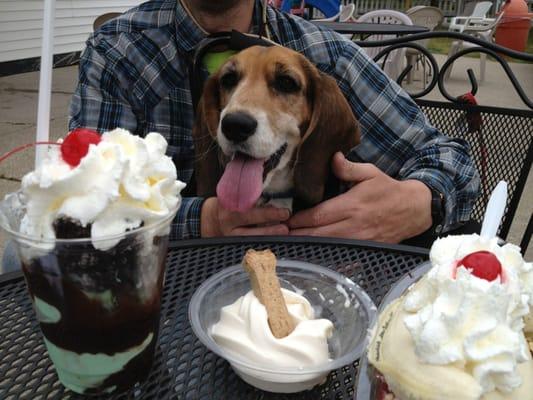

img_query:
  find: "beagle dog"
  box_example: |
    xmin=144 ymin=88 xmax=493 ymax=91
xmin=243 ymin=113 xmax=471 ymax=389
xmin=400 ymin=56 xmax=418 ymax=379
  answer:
xmin=192 ymin=45 xmax=360 ymax=213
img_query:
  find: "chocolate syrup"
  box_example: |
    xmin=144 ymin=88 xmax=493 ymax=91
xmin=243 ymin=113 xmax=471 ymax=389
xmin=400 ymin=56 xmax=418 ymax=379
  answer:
xmin=21 ymin=218 xmax=168 ymax=394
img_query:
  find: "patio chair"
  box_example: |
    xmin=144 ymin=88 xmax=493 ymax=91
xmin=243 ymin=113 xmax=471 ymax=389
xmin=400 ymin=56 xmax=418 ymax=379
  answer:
xmin=444 ymin=12 xmax=503 ymax=82
xmin=313 ymin=3 xmax=355 ymax=21
xmin=448 ymin=1 xmax=494 ymax=33
xmin=356 ymin=10 xmax=413 ymax=80
xmin=415 ymin=99 xmax=532 ymax=253
xmin=405 ymin=6 xmax=444 ymax=85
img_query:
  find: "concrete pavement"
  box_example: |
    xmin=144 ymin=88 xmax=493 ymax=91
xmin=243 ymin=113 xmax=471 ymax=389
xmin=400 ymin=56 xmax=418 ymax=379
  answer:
xmin=0 ymin=55 xmax=531 ymax=266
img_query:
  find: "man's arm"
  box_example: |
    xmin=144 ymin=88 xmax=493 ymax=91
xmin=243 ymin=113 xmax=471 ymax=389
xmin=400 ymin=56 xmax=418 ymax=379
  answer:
xmin=330 ymin=43 xmax=479 ymax=234
xmin=69 ymin=40 xmax=204 ymax=240
xmin=289 ymin=39 xmax=479 ymax=242
xmin=69 ymin=42 xmax=138 ymax=133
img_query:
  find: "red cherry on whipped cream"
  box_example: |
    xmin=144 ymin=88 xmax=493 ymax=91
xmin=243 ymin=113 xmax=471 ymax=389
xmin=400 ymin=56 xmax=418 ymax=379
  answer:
xmin=457 ymin=250 xmax=502 ymax=281
xmin=61 ymin=128 xmax=101 ymax=167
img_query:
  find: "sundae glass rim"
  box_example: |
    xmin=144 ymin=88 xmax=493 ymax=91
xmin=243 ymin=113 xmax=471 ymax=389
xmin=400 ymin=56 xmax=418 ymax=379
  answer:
xmin=189 ymin=259 xmax=378 ymax=376
xmin=0 ymin=190 xmax=180 ymax=245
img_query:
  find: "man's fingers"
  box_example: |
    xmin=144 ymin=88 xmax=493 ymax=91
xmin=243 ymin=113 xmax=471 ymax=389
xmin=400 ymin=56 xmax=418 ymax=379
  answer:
xmin=225 ymin=206 xmax=290 ymax=227
xmin=289 ymin=219 xmax=353 ymax=238
xmin=232 ymin=224 xmax=289 ymax=236
xmin=288 ymin=195 xmax=351 ymax=229
xmin=332 ymin=152 xmax=378 ymax=183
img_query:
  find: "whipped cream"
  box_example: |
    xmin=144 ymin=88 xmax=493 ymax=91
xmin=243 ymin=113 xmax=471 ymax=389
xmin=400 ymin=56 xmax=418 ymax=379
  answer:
xmin=403 ymin=234 xmax=533 ymax=395
xmin=211 ymin=289 xmax=333 ymax=369
xmin=19 ymin=129 xmax=185 ymax=249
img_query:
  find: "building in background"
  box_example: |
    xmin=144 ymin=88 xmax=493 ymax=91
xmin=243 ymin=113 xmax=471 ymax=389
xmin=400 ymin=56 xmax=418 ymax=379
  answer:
xmin=0 ymin=0 xmax=143 ymax=76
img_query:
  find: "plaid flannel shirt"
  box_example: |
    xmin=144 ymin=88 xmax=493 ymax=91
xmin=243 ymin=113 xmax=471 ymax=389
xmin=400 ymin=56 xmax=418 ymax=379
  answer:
xmin=69 ymin=0 xmax=480 ymax=241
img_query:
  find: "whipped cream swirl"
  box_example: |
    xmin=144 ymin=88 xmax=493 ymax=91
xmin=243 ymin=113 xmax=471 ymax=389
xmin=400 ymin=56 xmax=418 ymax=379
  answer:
xmin=403 ymin=234 xmax=533 ymax=395
xmin=19 ymin=128 xmax=185 ymax=249
xmin=211 ymin=289 xmax=333 ymax=368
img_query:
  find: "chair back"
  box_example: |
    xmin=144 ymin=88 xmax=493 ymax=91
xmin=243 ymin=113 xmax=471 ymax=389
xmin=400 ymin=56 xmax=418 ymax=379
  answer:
xmin=340 ymin=3 xmax=356 ymax=21
xmin=357 ymin=10 xmax=413 ymax=80
xmin=406 ymin=6 xmax=444 ymax=30
xmin=357 ymin=9 xmax=412 ymax=24
xmin=312 ymin=2 xmax=354 ymax=21
xmin=416 ymin=100 xmax=533 ymax=243
xmin=471 ymin=1 xmax=493 ymax=18
xmin=406 ymin=6 xmax=443 ymax=54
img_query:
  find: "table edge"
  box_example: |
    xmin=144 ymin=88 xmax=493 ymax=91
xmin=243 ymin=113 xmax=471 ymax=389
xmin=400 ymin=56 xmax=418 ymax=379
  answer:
xmin=167 ymin=235 xmax=430 ymax=256
xmin=0 ymin=237 xmax=429 ymax=285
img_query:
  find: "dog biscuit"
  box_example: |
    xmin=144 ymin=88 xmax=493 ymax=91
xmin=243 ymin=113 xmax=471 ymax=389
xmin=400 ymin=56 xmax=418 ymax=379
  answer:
xmin=242 ymin=249 xmax=295 ymax=338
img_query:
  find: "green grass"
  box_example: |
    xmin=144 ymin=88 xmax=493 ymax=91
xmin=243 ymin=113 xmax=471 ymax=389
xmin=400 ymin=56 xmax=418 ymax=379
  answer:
xmin=426 ymin=29 xmax=533 ymax=61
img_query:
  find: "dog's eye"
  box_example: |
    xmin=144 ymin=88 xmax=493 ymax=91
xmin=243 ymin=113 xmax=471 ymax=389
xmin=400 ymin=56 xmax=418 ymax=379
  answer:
xmin=220 ymin=71 xmax=239 ymax=90
xmin=274 ymin=75 xmax=300 ymax=93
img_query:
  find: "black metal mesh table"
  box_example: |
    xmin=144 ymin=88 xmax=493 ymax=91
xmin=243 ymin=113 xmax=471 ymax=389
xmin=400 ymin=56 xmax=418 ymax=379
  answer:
xmin=0 ymin=237 xmax=428 ymax=399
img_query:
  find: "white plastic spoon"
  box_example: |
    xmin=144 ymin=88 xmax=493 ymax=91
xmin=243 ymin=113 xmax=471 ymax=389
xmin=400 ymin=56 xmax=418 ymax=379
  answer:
xmin=480 ymin=181 xmax=508 ymax=239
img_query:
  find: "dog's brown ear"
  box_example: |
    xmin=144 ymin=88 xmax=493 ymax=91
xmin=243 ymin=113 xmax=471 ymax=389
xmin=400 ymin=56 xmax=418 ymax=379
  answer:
xmin=293 ymin=68 xmax=360 ymax=206
xmin=192 ymin=74 xmax=224 ymax=197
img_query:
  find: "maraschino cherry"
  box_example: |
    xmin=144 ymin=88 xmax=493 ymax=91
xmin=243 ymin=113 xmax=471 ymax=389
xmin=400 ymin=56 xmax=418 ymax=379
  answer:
xmin=456 ymin=251 xmax=502 ymax=281
xmin=60 ymin=128 xmax=101 ymax=167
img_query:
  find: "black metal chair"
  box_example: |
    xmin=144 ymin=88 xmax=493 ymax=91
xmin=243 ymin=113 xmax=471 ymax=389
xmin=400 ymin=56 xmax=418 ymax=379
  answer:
xmin=355 ymin=31 xmax=532 ymax=254
xmin=416 ymin=99 xmax=532 ymax=250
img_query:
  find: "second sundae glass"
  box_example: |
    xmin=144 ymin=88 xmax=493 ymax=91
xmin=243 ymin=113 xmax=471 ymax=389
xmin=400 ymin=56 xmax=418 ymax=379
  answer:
xmin=0 ymin=132 xmax=183 ymax=395
xmin=0 ymin=191 xmax=178 ymax=395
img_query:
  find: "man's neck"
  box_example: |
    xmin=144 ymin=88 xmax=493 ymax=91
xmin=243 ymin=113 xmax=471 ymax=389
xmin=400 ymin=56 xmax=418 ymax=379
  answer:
xmin=183 ymin=0 xmax=255 ymax=33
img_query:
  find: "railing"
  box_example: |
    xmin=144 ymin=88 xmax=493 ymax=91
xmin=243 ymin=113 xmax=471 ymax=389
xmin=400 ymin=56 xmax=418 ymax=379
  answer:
xmin=354 ymin=31 xmax=533 ymax=107
xmin=339 ymin=0 xmax=510 ymax=17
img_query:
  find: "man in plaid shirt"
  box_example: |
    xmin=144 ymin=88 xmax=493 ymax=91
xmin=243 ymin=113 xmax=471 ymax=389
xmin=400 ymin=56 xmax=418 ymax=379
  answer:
xmin=69 ymin=0 xmax=480 ymax=246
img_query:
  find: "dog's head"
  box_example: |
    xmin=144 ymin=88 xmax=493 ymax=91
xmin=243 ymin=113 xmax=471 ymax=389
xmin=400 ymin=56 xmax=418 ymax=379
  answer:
xmin=193 ymin=45 xmax=359 ymax=212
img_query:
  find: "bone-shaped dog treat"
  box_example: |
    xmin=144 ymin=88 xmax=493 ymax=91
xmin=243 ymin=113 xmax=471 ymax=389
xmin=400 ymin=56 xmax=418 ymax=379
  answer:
xmin=242 ymin=249 xmax=295 ymax=338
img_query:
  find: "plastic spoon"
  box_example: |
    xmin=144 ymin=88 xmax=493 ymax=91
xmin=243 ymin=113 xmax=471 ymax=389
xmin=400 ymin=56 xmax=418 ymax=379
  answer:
xmin=480 ymin=181 xmax=508 ymax=239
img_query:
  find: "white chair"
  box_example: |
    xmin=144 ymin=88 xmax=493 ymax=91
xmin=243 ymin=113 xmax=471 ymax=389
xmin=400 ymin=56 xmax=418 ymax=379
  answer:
xmin=356 ymin=10 xmax=413 ymax=81
xmin=405 ymin=6 xmax=444 ymax=85
xmin=445 ymin=12 xmax=503 ymax=82
xmin=448 ymin=1 xmax=494 ymax=33
xmin=313 ymin=3 xmax=355 ymax=22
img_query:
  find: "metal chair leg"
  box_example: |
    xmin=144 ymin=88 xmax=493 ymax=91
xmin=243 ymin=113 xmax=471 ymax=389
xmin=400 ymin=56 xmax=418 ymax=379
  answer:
xmin=479 ymin=53 xmax=486 ymax=82
xmin=444 ymin=40 xmax=462 ymax=80
xmin=520 ymin=213 xmax=533 ymax=256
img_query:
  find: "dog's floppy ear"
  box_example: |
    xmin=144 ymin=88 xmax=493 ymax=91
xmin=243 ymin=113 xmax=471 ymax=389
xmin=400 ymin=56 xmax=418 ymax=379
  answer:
xmin=293 ymin=65 xmax=360 ymax=206
xmin=192 ymin=74 xmax=224 ymax=198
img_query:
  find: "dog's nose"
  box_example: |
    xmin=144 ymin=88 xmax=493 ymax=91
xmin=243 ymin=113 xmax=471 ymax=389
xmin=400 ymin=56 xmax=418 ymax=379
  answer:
xmin=221 ymin=112 xmax=257 ymax=143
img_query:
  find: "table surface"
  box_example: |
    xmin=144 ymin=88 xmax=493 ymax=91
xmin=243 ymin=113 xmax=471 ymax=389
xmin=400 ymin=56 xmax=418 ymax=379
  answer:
xmin=0 ymin=237 xmax=429 ymax=400
xmin=311 ymin=21 xmax=430 ymax=35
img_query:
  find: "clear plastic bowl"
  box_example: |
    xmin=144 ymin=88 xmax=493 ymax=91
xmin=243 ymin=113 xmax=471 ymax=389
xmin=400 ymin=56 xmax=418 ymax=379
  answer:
xmin=189 ymin=259 xmax=377 ymax=393
xmin=355 ymin=261 xmax=431 ymax=400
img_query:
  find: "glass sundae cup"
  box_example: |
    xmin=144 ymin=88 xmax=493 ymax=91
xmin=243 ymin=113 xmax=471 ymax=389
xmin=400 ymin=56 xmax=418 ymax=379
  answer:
xmin=0 ymin=193 xmax=176 ymax=394
xmin=0 ymin=129 xmax=184 ymax=395
xmin=0 ymin=191 xmax=178 ymax=395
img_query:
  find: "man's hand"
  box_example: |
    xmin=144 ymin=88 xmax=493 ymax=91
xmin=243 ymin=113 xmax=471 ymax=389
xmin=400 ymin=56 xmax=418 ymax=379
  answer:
xmin=201 ymin=197 xmax=290 ymax=237
xmin=288 ymin=152 xmax=433 ymax=243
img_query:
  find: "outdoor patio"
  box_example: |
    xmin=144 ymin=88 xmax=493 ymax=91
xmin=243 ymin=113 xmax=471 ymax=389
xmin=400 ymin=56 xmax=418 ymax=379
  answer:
xmin=0 ymin=52 xmax=531 ymax=260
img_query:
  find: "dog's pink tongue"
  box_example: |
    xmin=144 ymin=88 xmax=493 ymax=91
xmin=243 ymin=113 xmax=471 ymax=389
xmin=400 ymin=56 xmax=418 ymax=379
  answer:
xmin=216 ymin=154 xmax=264 ymax=212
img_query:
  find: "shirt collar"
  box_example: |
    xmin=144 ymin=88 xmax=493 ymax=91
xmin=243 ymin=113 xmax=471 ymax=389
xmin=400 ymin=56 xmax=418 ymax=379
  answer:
xmin=175 ymin=0 xmax=271 ymax=54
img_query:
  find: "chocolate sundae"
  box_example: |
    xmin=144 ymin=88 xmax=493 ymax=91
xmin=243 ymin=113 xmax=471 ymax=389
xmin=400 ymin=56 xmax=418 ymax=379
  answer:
xmin=368 ymin=234 xmax=533 ymax=400
xmin=0 ymin=128 xmax=184 ymax=394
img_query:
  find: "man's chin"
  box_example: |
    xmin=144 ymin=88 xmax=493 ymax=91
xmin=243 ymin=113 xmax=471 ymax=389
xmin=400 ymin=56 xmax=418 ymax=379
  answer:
xmin=190 ymin=0 xmax=243 ymax=14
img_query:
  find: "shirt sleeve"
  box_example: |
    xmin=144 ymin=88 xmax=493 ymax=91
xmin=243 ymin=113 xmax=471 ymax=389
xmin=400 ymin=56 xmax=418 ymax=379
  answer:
xmin=69 ymin=40 xmax=138 ymax=134
xmin=69 ymin=39 xmax=204 ymax=240
xmin=170 ymin=197 xmax=204 ymax=240
xmin=333 ymin=43 xmax=480 ymax=232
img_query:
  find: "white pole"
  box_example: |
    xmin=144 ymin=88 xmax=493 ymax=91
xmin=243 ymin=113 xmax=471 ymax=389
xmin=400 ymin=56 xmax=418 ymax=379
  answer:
xmin=35 ymin=0 xmax=56 ymax=166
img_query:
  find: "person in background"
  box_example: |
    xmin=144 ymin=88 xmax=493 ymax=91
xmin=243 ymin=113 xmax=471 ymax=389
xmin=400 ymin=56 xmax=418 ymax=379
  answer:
xmin=68 ymin=0 xmax=480 ymax=248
